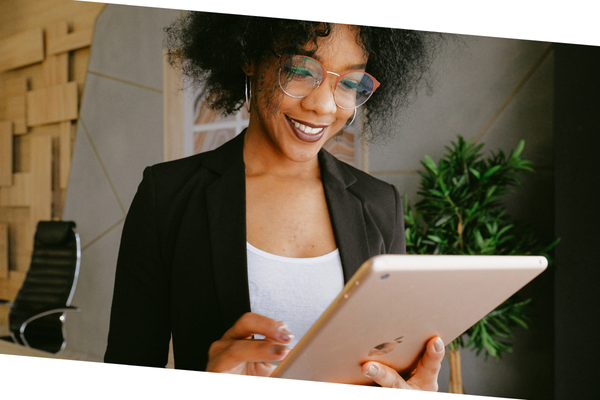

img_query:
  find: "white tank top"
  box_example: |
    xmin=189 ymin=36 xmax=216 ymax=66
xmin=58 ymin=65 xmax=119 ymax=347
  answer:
xmin=246 ymin=242 xmax=344 ymax=348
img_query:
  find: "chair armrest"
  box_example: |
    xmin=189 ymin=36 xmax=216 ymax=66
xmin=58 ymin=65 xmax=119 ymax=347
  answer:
xmin=19 ymin=306 xmax=80 ymax=349
xmin=20 ymin=306 xmax=80 ymax=329
xmin=0 ymin=299 xmax=14 ymax=306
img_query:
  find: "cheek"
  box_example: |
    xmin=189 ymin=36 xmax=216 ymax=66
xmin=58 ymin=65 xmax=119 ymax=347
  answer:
xmin=252 ymin=64 xmax=283 ymax=113
xmin=336 ymin=108 xmax=355 ymax=125
xmin=256 ymin=86 xmax=286 ymax=121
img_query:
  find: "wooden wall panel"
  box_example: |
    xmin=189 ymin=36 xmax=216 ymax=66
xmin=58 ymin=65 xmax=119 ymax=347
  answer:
xmin=48 ymin=27 xmax=94 ymax=56
xmin=27 ymin=82 xmax=78 ymax=126
xmin=0 ymin=208 xmax=32 ymax=274
xmin=0 ymin=271 xmax=26 ymax=303
xmin=73 ymin=47 xmax=91 ymax=103
xmin=45 ymin=21 xmax=69 ymax=52
xmin=0 ymin=122 xmax=12 ymax=186
xmin=0 ymin=173 xmax=31 ymax=207
xmin=6 ymin=96 xmax=26 ymax=135
xmin=42 ymin=53 xmax=69 ymax=86
xmin=0 ymin=1 xmax=105 ymax=38
xmin=59 ymin=121 xmax=72 ymax=189
xmin=12 ymin=135 xmax=30 ymax=174
xmin=3 ymin=77 xmax=28 ymax=134
xmin=0 ymin=29 xmax=44 ymax=72
xmin=4 ymin=76 xmax=28 ymax=98
xmin=0 ymin=223 xmax=7 ymax=279
xmin=30 ymin=136 xmax=52 ymax=223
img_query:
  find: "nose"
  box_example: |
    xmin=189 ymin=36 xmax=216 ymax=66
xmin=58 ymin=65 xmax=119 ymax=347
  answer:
xmin=301 ymin=74 xmax=338 ymax=116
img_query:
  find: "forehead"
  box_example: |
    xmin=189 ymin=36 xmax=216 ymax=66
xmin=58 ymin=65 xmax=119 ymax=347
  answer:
xmin=303 ymin=24 xmax=368 ymax=69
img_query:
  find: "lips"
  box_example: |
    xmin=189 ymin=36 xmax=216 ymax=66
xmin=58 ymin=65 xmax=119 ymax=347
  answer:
xmin=286 ymin=116 xmax=328 ymax=143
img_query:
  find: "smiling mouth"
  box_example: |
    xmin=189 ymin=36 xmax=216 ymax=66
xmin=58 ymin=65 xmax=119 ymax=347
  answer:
xmin=289 ymin=118 xmax=324 ymax=135
xmin=287 ymin=117 xmax=328 ymax=143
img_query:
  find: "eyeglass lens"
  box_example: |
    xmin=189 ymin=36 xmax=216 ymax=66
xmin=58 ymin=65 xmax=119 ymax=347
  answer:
xmin=280 ymin=56 xmax=376 ymax=109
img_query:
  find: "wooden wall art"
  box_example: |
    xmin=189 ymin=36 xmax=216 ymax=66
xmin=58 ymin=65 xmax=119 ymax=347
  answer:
xmin=0 ymin=1 xmax=104 ymax=324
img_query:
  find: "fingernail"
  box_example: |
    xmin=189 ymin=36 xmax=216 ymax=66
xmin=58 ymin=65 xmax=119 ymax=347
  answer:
xmin=363 ymin=364 xmax=379 ymax=378
xmin=272 ymin=344 xmax=290 ymax=356
xmin=434 ymin=337 xmax=444 ymax=352
xmin=277 ymin=323 xmax=294 ymax=341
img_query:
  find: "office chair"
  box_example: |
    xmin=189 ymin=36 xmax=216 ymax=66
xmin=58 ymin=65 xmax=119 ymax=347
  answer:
xmin=0 ymin=221 xmax=81 ymax=354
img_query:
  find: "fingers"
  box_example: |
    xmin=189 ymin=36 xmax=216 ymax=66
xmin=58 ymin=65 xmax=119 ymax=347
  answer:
xmin=223 ymin=312 xmax=293 ymax=343
xmin=362 ymin=361 xmax=410 ymax=389
xmin=207 ymin=338 xmax=290 ymax=373
xmin=362 ymin=336 xmax=445 ymax=391
xmin=207 ymin=313 xmax=294 ymax=374
xmin=407 ymin=336 xmax=445 ymax=391
xmin=245 ymin=361 xmax=278 ymax=377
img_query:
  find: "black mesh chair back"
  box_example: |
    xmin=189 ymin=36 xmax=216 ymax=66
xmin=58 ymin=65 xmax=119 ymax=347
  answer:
xmin=6 ymin=221 xmax=81 ymax=353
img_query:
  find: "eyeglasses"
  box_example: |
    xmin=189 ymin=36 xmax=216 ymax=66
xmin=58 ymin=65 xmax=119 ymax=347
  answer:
xmin=277 ymin=54 xmax=380 ymax=110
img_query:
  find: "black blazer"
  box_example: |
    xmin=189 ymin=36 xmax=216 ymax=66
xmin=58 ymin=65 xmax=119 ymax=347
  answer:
xmin=104 ymin=131 xmax=405 ymax=371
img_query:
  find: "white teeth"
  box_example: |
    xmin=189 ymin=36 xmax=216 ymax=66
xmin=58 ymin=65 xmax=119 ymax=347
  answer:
xmin=291 ymin=119 xmax=324 ymax=135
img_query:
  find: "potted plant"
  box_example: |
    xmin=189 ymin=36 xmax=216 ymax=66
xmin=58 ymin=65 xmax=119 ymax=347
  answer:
xmin=403 ymin=136 xmax=557 ymax=394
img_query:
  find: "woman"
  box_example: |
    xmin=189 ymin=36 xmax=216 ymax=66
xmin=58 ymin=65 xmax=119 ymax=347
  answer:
xmin=105 ymin=12 xmax=444 ymax=391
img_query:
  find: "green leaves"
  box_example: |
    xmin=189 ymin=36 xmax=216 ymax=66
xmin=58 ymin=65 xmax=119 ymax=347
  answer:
xmin=464 ymin=299 xmax=532 ymax=360
xmin=482 ymin=165 xmax=502 ymax=179
xmin=423 ymin=155 xmax=439 ymax=174
xmin=404 ymin=135 xmax=557 ymax=361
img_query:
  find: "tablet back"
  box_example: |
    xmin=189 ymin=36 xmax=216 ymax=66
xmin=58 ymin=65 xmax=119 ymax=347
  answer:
xmin=271 ymin=254 xmax=547 ymax=384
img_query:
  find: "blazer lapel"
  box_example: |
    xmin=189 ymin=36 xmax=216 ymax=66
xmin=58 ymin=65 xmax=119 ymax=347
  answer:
xmin=319 ymin=150 xmax=371 ymax=283
xmin=204 ymin=133 xmax=251 ymax=330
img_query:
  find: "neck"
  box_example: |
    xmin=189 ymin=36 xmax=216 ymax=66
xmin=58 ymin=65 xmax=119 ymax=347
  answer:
xmin=243 ymin=122 xmax=321 ymax=180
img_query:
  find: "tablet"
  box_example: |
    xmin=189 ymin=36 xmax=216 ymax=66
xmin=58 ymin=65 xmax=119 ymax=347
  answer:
xmin=271 ymin=254 xmax=547 ymax=384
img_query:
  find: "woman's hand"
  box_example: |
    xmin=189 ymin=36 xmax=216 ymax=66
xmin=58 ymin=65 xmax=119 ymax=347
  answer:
xmin=206 ymin=312 xmax=293 ymax=376
xmin=361 ymin=336 xmax=445 ymax=391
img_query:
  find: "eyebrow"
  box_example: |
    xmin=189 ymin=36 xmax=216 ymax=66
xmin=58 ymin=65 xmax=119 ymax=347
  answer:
xmin=301 ymin=52 xmax=368 ymax=72
xmin=346 ymin=62 xmax=368 ymax=71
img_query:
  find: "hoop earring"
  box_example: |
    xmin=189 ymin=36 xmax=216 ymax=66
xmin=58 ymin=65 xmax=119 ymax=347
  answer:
xmin=343 ymin=109 xmax=357 ymax=130
xmin=245 ymin=76 xmax=252 ymax=112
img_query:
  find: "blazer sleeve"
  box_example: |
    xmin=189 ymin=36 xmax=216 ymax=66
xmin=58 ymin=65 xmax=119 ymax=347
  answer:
xmin=104 ymin=167 xmax=171 ymax=367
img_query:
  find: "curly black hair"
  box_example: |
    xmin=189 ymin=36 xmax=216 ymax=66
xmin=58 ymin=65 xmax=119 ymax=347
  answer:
xmin=165 ymin=12 xmax=440 ymax=141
